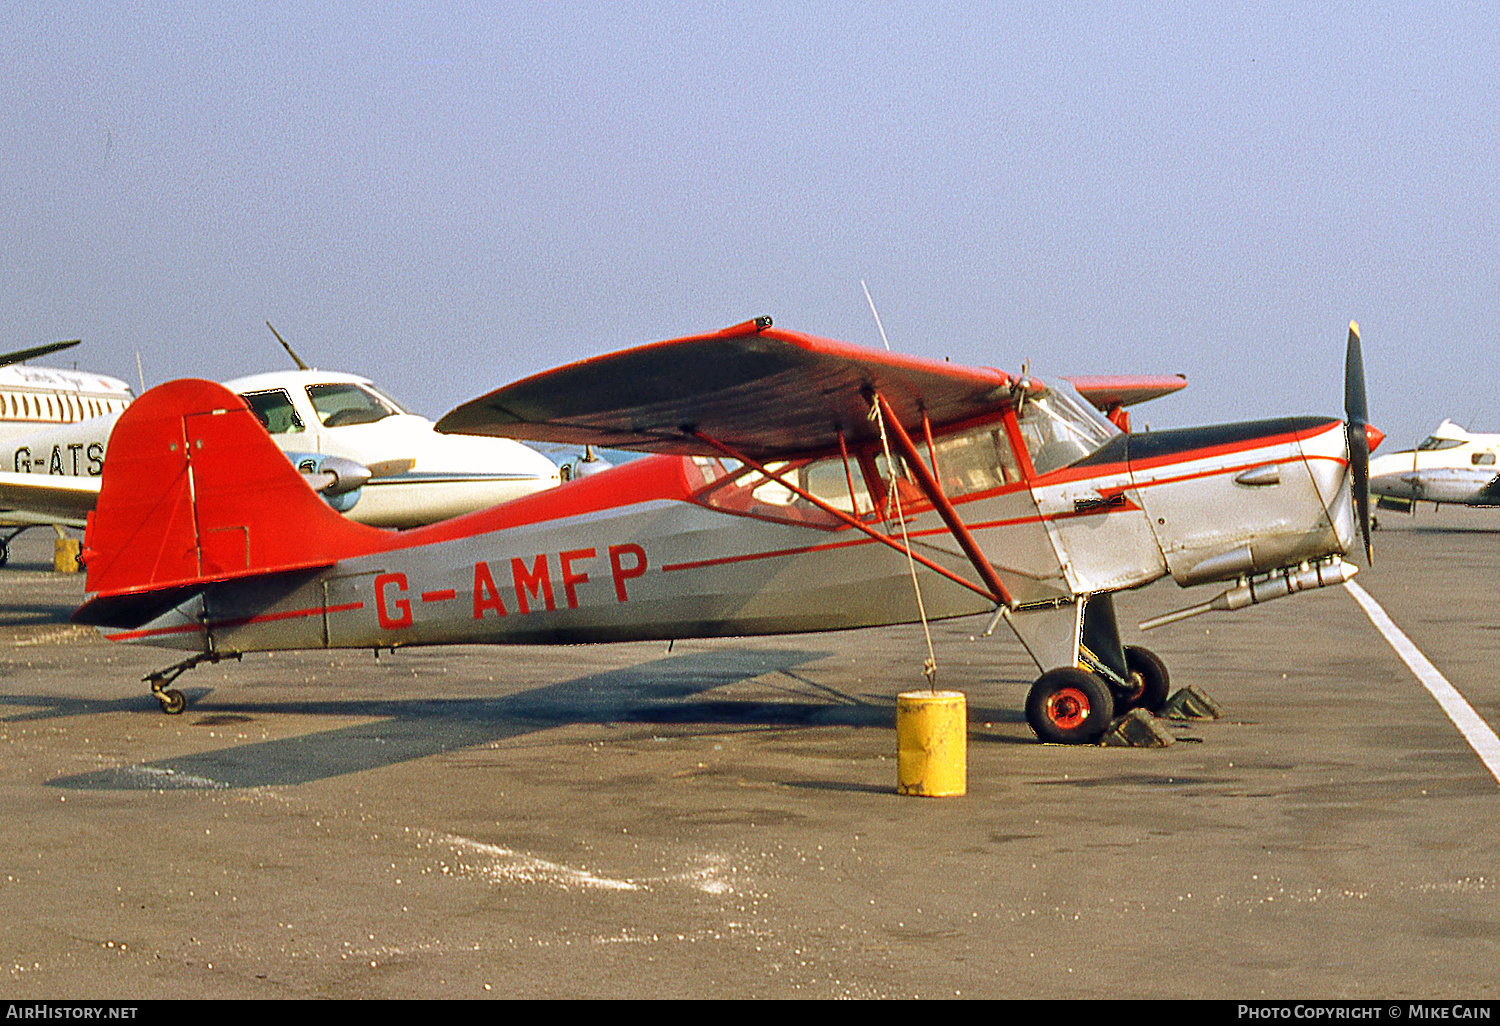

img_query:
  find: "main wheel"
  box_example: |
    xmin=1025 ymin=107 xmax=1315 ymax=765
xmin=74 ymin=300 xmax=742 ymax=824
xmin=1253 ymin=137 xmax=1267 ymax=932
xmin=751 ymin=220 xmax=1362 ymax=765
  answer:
xmin=1026 ymin=667 xmax=1114 ymax=745
xmin=1115 ymin=645 xmax=1171 ymax=714
xmin=157 ymin=689 xmax=186 ymax=715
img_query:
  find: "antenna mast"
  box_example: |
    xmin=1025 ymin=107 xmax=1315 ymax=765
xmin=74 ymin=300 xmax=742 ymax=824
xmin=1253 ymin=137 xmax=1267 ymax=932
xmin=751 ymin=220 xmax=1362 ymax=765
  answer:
xmin=266 ymin=321 xmax=311 ymax=371
xmin=861 ymin=280 xmax=892 ymax=351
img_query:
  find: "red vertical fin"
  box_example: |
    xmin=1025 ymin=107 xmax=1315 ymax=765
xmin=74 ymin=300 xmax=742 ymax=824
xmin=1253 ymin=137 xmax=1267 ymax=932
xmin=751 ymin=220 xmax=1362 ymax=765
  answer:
xmin=81 ymin=379 xmax=393 ymax=602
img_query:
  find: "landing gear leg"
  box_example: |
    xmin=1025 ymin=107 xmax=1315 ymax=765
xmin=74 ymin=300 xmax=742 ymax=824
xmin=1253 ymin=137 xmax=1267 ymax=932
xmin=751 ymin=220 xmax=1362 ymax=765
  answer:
xmin=1077 ymin=593 xmax=1173 ymax=714
xmin=143 ymin=651 xmax=241 ymax=715
xmin=1006 ymin=598 xmax=1115 ymax=744
xmin=1010 ymin=593 xmax=1173 ymax=741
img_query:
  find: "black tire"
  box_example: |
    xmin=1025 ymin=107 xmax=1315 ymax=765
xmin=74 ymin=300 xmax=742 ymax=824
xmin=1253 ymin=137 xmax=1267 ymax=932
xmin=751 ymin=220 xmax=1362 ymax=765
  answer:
xmin=160 ymin=689 xmax=186 ymax=715
xmin=1117 ymin=645 xmax=1171 ymax=714
xmin=1026 ymin=667 xmax=1115 ymax=744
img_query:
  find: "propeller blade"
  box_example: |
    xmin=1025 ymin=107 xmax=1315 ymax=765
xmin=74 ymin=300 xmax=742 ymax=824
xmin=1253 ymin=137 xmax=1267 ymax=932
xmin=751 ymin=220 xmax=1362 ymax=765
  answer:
xmin=1344 ymin=320 xmax=1373 ymax=564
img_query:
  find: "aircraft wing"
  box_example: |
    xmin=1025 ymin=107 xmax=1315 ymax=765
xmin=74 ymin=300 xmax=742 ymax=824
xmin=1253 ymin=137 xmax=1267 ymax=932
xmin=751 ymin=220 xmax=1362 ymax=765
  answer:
xmin=437 ymin=318 xmax=1016 ymax=458
xmin=1063 ymin=374 xmax=1187 ymax=410
xmin=0 ymin=471 xmax=99 ymax=524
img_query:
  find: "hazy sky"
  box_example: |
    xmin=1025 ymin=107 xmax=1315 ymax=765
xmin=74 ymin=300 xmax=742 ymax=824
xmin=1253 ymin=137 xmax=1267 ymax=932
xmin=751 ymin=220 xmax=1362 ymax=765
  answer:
xmin=3 ymin=2 xmax=1497 ymax=446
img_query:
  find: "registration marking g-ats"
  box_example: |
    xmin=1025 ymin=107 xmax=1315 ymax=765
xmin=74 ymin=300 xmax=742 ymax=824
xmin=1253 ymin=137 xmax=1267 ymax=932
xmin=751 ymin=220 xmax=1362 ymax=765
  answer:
xmin=1345 ymin=580 xmax=1500 ymax=785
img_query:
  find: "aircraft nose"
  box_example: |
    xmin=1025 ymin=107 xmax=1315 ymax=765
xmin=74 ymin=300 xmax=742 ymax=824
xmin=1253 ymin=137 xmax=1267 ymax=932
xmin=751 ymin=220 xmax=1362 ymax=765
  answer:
xmin=1364 ymin=423 xmax=1385 ymax=453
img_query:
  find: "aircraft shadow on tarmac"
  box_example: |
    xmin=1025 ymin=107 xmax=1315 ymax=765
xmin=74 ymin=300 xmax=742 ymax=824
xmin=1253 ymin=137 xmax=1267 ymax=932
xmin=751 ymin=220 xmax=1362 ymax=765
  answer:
xmin=10 ymin=647 xmax=1018 ymax=791
xmin=0 ymin=602 xmax=82 ymax=627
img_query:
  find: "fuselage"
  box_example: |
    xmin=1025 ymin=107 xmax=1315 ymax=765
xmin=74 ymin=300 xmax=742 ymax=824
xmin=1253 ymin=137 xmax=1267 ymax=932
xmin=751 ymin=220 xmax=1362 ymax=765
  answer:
xmin=1 ymin=364 xmax=135 ymax=528
xmin=0 ymin=364 xmax=134 ymax=446
xmin=97 ymin=382 xmax=1356 ymax=656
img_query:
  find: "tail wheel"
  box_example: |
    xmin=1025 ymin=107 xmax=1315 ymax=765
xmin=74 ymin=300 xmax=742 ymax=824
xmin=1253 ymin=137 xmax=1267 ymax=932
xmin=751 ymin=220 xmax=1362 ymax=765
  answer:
xmin=1026 ymin=667 xmax=1114 ymax=745
xmin=1118 ymin=645 xmax=1171 ymax=714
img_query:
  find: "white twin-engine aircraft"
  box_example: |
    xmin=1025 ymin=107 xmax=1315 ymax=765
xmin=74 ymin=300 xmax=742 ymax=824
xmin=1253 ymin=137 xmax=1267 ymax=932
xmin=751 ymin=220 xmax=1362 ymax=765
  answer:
xmin=1369 ymin=420 xmax=1500 ymax=514
xmin=0 ymin=341 xmax=561 ymax=565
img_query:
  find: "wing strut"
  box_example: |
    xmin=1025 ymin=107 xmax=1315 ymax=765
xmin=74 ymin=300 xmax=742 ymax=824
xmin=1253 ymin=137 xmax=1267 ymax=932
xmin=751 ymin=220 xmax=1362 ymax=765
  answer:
xmin=871 ymin=393 xmax=1016 ymax=609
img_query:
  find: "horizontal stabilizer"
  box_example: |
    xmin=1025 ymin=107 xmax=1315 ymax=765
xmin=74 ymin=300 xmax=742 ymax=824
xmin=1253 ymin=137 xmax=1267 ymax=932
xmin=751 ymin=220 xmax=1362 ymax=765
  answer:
xmin=1063 ymin=374 xmax=1187 ymax=410
xmin=436 ymin=319 xmax=1015 ymax=458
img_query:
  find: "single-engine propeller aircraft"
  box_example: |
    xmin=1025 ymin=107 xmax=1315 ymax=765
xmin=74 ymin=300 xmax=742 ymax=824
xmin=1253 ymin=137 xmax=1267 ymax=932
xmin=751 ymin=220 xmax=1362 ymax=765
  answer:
xmin=1368 ymin=419 xmax=1500 ymax=515
xmin=71 ymin=317 xmax=1379 ymax=744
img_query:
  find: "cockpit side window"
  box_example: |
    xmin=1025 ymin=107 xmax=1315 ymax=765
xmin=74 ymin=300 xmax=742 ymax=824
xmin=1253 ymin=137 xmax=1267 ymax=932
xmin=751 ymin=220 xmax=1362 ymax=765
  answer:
xmin=695 ymin=452 xmax=875 ymax=528
xmin=307 ymin=383 xmax=397 ymax=427
xmin=240 ymin=389 xmax=305 ymax=434
xmin=1014 ymin=385 xmax=1119 ymax=475
xmin=929 ymin=421 xmax=1022 ymax=497
xmin=1472 ymin=452 xmax=1496 ymax=466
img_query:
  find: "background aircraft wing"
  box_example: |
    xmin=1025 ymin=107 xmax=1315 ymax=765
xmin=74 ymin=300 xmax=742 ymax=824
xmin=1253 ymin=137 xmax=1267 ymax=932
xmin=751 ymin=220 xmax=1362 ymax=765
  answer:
xmin=436 ymin=318 xmax=1015 ymax=458
xmin=0 ymin=339 xmax=81 ymax=368
xmin=0 ymin=471 xmax=99 ymax=524
xmin=1063 ymin=374 xmax=1187 ymax=410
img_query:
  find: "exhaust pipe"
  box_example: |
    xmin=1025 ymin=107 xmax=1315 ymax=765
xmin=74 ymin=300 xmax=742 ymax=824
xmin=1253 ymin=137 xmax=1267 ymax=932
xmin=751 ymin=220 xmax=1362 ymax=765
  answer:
xmin=1140 ymin=557 xmax=1358 ymax=631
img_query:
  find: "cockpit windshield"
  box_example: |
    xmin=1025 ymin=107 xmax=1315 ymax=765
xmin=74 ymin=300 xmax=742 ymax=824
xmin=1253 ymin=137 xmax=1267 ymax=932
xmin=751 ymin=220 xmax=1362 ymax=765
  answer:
xmin=1417 ymin=436 xmax=1464 ymax=452
xmin=306 ymin=382 xmax=403 ymax=428
xmin=1014 ymin=379 xmax=1119 ymax=474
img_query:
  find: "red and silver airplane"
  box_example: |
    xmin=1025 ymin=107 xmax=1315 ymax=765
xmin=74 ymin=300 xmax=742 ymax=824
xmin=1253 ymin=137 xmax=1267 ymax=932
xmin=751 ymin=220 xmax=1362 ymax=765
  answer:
xmin=71 ymin=317 xmax=1380 ymax=744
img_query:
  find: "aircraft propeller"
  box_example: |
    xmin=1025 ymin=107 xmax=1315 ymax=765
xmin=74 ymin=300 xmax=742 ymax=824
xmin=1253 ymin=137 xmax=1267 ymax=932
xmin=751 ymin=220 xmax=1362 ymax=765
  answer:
xmin=1344 ymin=320 xmax=1378 ymax=564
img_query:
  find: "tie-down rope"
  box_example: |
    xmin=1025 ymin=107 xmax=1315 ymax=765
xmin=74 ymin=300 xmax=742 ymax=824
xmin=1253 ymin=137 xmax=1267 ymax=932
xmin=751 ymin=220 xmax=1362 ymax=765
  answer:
xmin=871 ymin=397 xmax=938 ymax=689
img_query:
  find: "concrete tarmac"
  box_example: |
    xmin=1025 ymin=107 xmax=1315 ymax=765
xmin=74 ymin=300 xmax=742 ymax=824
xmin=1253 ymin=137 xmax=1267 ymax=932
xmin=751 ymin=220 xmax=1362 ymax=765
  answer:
xmin=1 ymin=513 xmax=1497 ymax=999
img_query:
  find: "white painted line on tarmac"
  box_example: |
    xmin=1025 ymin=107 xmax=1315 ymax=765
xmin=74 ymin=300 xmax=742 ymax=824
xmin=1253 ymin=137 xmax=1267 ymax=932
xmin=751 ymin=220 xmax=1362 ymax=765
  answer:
xmin=1344 ymin=580 xmax=1500 ymax=786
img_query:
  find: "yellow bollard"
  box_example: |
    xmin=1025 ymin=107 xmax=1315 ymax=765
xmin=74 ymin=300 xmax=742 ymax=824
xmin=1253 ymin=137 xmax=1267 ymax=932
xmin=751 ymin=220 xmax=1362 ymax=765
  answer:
xmin=53 ymin=537 xmax=82 ymax=574
xmin=896 ymin=690 xmax=967 ymax=797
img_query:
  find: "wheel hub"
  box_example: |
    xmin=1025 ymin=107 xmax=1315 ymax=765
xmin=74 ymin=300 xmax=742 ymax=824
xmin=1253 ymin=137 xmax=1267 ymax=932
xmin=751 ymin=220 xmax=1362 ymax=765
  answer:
xmin=1046 ymin=686 xmax=1090 ymax=728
